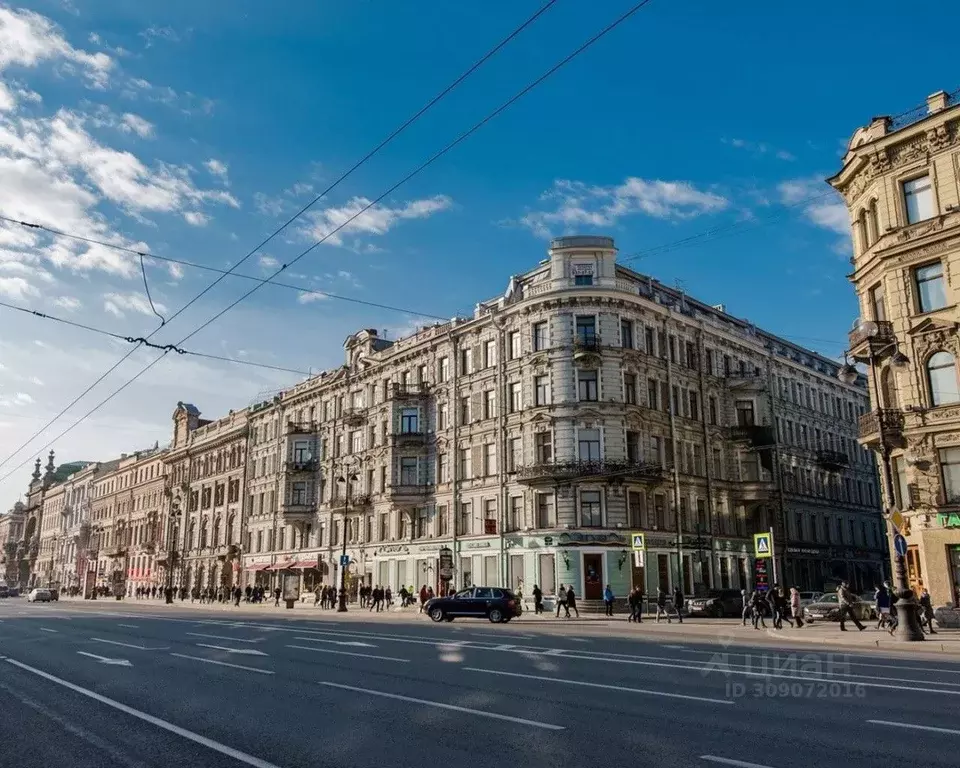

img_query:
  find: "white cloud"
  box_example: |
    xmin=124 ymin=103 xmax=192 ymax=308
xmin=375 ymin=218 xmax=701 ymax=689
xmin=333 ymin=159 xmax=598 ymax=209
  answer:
xmin=258 ymin=254 xmax=279 ymax=270
xmin=0 ymin=6 xmax=113 ymax=91
xmin=253 ymin=192 xmax=286 ymax=218
xmin=722 ymin=137 xmax=795 ymax=162
xmin=0 ymin=390 xmax=33 ymax=407
xmin=0 ymin=81 xmax=14 ymax=112
xmin=303 ymin=194 xmax=453 ymax=246
xmin=102 ymin=291 xmax=166 ymax=318
xmin=204 ymin=158 xmax=228 ymax=183
xmin=519 ymin=178 xmax=728 ymax=238
xmin=120 ymin=112 xmax=154 ymax=138
xmin=0 ymin=275 xmax=39 ymax=300
xmin=778 ymin=177 xmax=850 ymax=235
xmin=53 ymin=295 xmax=81 ymax=311
xmin=184 ymin=211 xmax=209 ymax=226
xmin=166 ymin=261 xmax=184 ymax=281
xmin=139 ymin=26 xmax=181 ymax=47
xmin=297 ymin=290 xmax=328 ymax=304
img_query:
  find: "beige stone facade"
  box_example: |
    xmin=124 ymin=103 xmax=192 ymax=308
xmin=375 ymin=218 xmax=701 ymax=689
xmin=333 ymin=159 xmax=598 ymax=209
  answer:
xmin=829 ymin=89 xmax=960 ymax=607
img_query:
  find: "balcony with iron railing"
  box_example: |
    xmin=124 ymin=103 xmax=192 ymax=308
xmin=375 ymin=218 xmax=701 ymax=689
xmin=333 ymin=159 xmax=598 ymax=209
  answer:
xmin=516 ymin=459 xmax=665 ymax=486
xmin=285 ymin=459 xmax=320 ymax=473
xmin=392 ymin=431 xmax=428 ymax=448
xmin=387 ymin=483 xmax=435 ymax=502
xmin=858 ymin=408 xmax=905 ymax=448
xmin=285 ymin=421 xmax=315 ymax=435
xmin=848 ymin=319 xmax=897 ymax=359
xmin=816 ymin=448 xmax=850 ymax=471
xmin=325 ymin=494 xmax=372 ymax=513
xmin=281 ymin=497 xmax=316 ymax=523
xmin=573 ymin=335 xmax=602 ymax=358
xmin=388 ymin=382 xmax=430 ymax=400
xmin=726 ymin=425 xmax=775 ymax=448
xmin=342 ymin=408 xmax=366 ymax=427
xmin=723 ymin=368 xmax=766 ymax=391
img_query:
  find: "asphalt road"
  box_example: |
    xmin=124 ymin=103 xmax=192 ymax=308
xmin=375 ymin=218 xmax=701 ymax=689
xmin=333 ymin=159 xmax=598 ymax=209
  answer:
xmin=0 ymin=599 xmax=957 ymax=768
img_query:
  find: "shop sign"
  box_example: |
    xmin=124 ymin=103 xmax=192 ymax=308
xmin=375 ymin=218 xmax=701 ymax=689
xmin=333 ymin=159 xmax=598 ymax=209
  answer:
xmin=543 ymin=536 xmax=554 ymax=546
xmin=282 ymin=572 xmax=300 ymax=602
xmin=557 ymin=532 xmax=625 ymax=546
xmin=438 ymin=547 xmax=453 ymax=581
xmin=714 ymin=539 xmax=749 ymax=553
xmin=644 ymin=535 xmax=675 ymax=549
xmin=754 ymin=558 xmax=770 ymax=592
xmin=937 ymin=512 xmax=960 ymax=529
xmin=415 ymin=544 xmax=439 ymax=554
xmin=466 ymin=541 xmax=492 ymax=550
xmin=377 ymin=545 xmax=409 ymax=555
xmin=786 ymin=546 xmax=828 ymax=557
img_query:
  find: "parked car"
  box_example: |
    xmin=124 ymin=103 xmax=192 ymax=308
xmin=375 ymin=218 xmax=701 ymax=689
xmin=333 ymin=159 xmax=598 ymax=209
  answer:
xmin=27 ymin=588 xmax=52 ymax=603
xmin=803 ymin=593 xmax=873 ymax=623
xmin=0 ymin=585 xmax=9 ymax=598
xmin=687 ymin=589 xmax=745 ymax=618
xmin=7 ymin=586 xmax=19 ymax=598
xmin=797 ymin=591 xmax=822 ymax=608
xmin=426 ymin=587 xmax=522 ymax=623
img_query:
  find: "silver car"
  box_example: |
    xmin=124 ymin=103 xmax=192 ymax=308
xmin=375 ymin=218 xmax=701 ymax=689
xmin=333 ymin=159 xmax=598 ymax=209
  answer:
xmin=27 ymin=588 xmax=51 ymax=603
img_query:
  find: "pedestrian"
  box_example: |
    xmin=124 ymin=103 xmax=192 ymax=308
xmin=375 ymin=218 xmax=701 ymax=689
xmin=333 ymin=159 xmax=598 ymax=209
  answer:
xmin=419 ymin=585 xmax=429 ymax=613
xmin=655 ymin=587 xmax=670 ymax=623
xmin=789 ymin=586 xmax=804 ymax=628
xmin=565 ymin=585 xmax=579 ymax=618
xmin=233 ymin=586 xmax=242 ymax=607
xmin=874 ymin=583 xmax=891 ymax=629
xmin=740 ymin=588 xmax=751 ymax=626
xmin=533 ymin=584 xmax=543 ymax=615
xmin=555 ymin=584 xmax=569 ymax=618
xmin=603 ymin=584 xmax=615 ymax=617
xmin=775 ymin=586 xmax=794 ymax=628
xmin=273 ymin=587 xmax=281 ymax=607
xmin=836 ymin=581 xmax=865 ymax=632
xmin=884 ymin=580 xmax=898 ymax=634
xmin=919 ymin=587 xmax=937 ymax=634
xmin=750 ymin=589 xmax=767 ymax=629
xmin=385 ymin=586 xmax=393 ymax=607
xmin=671 ymin=586 xmax=684 ymax=623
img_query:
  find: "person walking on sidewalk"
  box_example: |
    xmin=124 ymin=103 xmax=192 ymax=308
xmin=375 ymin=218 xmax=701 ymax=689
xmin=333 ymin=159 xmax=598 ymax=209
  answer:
xmin=740 ymin=588 xmax=752 ymax=626
xmin=555 ymin=584 xmax=569 ymax=618
xmin=628 ymin=587 xmax=643 ymax=623
xmin=874 ymin=583 xmax=891 ymax=630
xmin=672 ymin=586 xmax=684 ymax=623
xmin=789 ymin=586 xmax=804 ymax=628
xmin=533 ymin=584 xmax=543 ymax=615
xmin=655 ymin=587 xmax=671 ymax=623
xmin=603 ymin=584 xmax=615 ymax=617
xmin=837 ymin=581 xmax=865 ymax=632
xmin=565 ymin=585 xmax=580 ymax=618
xmin=919 ymin=587 xmax=937 ymax=634
xmin=750 ymin=589 xmax=768 ymax=630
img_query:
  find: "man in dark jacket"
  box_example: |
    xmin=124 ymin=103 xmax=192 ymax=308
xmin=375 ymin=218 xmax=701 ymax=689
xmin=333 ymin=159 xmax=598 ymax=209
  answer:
xmin=672 ymin=586 xmax=684 ymax=623
xmin=837 ymin=581 xmax=865 ymax=632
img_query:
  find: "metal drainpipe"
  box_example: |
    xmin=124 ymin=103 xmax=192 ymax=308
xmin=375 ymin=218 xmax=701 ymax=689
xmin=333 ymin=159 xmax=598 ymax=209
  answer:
xmin=238 ymin=422 xmax=251 ymax=589
xmin=664 ymin=313 xmax=684 ymax=593
xmin=492 ymin=314 xmax=508 ymax=588
xmin=695 ymin=327 xmax=716 ymax=589
xmin=449 ymin=331 xmax=460 ymax=593
xmin=766 ymin=350 xmax=788 ymax=586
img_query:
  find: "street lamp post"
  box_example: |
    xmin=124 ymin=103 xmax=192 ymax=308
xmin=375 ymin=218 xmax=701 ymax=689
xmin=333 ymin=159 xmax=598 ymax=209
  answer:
xmin=838 ymin=331 xmax=924 ymax=641
xmin=89 ymin=524 xmax=104 ymax=600
xmin=165 ymin=500 xmax=182 ymax=604
xmin=336 ymin=471 xmax=358 ymax=612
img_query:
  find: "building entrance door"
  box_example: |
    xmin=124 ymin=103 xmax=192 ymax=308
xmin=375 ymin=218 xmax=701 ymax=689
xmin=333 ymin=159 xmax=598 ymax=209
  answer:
xmin=583 ymin=553 xmax=603 ymax=600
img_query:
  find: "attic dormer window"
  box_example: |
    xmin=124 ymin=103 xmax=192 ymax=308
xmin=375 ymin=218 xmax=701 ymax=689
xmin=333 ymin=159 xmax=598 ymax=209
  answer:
xmin=572 ymin=263 xmax=594 ymax=286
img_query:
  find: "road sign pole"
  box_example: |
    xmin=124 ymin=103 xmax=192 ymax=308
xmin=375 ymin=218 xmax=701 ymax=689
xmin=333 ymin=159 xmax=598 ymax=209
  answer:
xmin=769 ymin=527 xmax=778 ymax=585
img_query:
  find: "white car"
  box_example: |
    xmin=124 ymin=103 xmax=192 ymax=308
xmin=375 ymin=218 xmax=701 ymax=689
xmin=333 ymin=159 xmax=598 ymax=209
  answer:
xmin=27 ymin=588 xmax=51 ymax=603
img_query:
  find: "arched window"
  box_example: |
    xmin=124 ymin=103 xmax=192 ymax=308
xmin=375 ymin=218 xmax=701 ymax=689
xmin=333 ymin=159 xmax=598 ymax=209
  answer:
xmin=867 ymin=199 xmax=880 ymax=245
xmin=927 ymin=351 xmax=960 ymax=406
xmin=857 ymin=210 xmax=868 ymax=253
xmin=880 ymin=366 xmax=898 ymax=409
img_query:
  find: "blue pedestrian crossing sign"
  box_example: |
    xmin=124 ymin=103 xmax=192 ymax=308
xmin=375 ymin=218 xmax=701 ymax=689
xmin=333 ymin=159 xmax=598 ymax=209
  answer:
xmin=340 ymin=554 xmax=351 ymax=567
xmin=894 ymin=533 xmax=908 ymax=557
xmin=631 ymin=533 xmax=646 ymax=551
xmin=753 ymin=533 xmax=773 ymax=559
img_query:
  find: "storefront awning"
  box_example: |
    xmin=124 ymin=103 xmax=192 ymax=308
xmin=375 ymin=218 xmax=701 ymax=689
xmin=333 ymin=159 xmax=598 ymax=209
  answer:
xmin=290 ymin=560 xmax=320 ymax=570
xmin=245 ymin=563 xmax=271 ymax=571
xmin=265 ymin=561 xmax=294 ymax=571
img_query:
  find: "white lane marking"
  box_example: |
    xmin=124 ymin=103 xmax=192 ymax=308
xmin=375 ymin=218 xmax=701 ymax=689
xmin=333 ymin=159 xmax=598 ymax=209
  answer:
xmin=39 ymin=627 xmax=58 ymax=633
xmin=170 ymin=653 xmax=275 ymax=676
xmin=867 ymin=719 xmax=960 ymax=736
xmin=186 ymin=632 xmax=264 ymax=644
xmin=287 ymin=645 xmax=409 ymax=663
xmin=195 ymin=643 xmax=268 ymax=657
xmin=291 ymin=637 xmax=375 ymax=648
xmin=567 ymin=638 xmax=589 ymax=643
xmin=663 ymin=644 xmax=687 ymax=650
xmin=77 ymin=651 xmax=132 ymax=667
xmin=118 ymin=624 xmax=139 ymax=629
xmin=318 ymin=681 xmax=565 ymax=730
xmin=5 ymin=657 xmax=284 ymax=768
xmin=464 ymin=667 xmax=733 ymax=706
xmin=701 ymin=757 xmax=775 ymax=768
xmin=91 ymin=637 xmax=168 ymax=651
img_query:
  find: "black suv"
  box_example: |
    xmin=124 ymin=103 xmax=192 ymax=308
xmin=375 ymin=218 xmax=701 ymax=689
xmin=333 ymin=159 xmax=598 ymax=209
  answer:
xmin=687 ymin=589 xmax=744 ymax=618
xmin=426 ymin=587 xmax=522 ymax=623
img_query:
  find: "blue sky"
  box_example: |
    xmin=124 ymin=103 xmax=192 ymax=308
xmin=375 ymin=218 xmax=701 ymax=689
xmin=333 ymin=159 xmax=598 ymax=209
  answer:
xmin=0 ymin=0 xmax=957 ymax=502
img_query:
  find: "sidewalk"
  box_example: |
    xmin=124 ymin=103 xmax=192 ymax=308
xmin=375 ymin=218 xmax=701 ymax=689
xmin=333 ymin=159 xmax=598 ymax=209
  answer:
xmin=56 ymin=596 xmax=960 ymax=657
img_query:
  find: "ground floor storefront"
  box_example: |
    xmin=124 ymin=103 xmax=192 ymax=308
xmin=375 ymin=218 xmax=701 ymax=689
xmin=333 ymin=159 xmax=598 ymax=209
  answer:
xmin=906 ymin=520 xmax=960 ymax=607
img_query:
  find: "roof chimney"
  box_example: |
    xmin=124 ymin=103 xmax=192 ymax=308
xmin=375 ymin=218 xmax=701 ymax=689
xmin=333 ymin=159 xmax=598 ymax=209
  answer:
xmin=927 ymin=90 xmax=950 ymax=115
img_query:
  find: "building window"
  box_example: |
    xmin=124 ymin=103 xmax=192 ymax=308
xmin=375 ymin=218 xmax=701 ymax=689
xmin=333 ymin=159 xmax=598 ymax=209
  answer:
xmin=532 ymin=322 xmax=548 ymax=352
xmin=508 ymin=331 xmax=521 ymax=360
xmin=927 ymin=351 xmax=960 ymax=406
xmin=578 ymin=370 xmax=598 ymax=401
xmin=536 ymin=493 xmax=555 ymax=528
xmin=509 ymin=382 xmax=522 ymax=412
xmin=459 ymin=396 xmax=471 ymax=424
xmin=647 ymin=379 xmax=659 ymax=410
xmin=869 ymin=284 xmax=886 ymax=322
xmin=735 ymin=400 xmax=755 ymax=426
xmin=580 ymin=490 xmax=602 ymax=527
xmin=399 ymin=457 xmax=418 ymax=486
xmin=688 ymin=390 xmax=700 ymax=421
xmin=291 ymin=482 xmax=308 ymax=506
xmin=708 ymin=396 xmax=718 ymax=425
xmin=535 ymin=432 xmax=552 ymax=464
xmin=508 ymin=496 xmax=522 ymax=532
xmin=915 ymin=262 xmax=947 ymax=313
xmin=892 ymin=455 xmax=908 ymax=509
xmin=624 ymin=374 xmax=637 ymax=405
xmin=458 ymin=501 xmax=472 ymax=535
xmin=653 ymin=494 xmax=666 ymax=529
xmin=461 ymin=348 xmax=473 ymax=375
xmin=508 ymin=437 xmax=522 ymax=472
xmin=437 ymin=402 xmax=448 ymax=431
xmin=483 ymin=499 xmax=497 ymax=534
xmin=940 ymin=447 xmax=960 ymax=505
xmin=484 ymin=390 xmax=495 ymax=419
xmin=437 ymin=505 xmax=448 ymax=536
xmin=578 ymin=429 xmax=601 ymax=462
xmin=483 ymin=443 xmax=496 ymax=475
xmin=400 ymin=408 xmax=419 ymax=434
xmin=459 ymin=449 xmax=471 ymax=480
xmin=903 ymin=174 xmax=935 ymax=224
xmin=574 ymin=273 xmax=593 ymax=286
xmin=437 ymin=453 xmax=449 ymax=483
xmin=626 ymin=431 xmax=641 ymax=463
xmin=415 ymin=508 xmax=428 ymax=539
xmin=621 ymin=320 xmax=634 ymax=349
xmin=535 ymin=375 xmax=551 ymax=406
xmin=438 ymin=356 xmax=449 ymax=382
xmin=575 ymin=315 xmax=597 ymax=344
xmin=483 ymin=339 xmax=496 ymax=368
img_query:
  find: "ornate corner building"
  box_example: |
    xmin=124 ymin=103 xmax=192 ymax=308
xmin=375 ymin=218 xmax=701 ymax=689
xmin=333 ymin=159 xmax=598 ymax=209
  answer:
xmin=829 ymin=89 xmax=960 ymax=606
xmin=1 ymin=237 xmax=887 ymax=600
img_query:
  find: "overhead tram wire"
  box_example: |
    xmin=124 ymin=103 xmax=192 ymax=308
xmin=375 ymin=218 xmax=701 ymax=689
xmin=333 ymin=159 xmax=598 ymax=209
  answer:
xmin=0 ymin=300 xmax=312 ymax=377
xmin=0 ymin=0 xmax=657 ymax=487
xmin=0 ymin=1 xmax=560 ymax=472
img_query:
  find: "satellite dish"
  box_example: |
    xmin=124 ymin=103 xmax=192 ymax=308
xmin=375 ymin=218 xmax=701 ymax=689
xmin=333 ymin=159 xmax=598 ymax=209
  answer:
xmin=304 ymin=451 xmax=313 ymax=462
